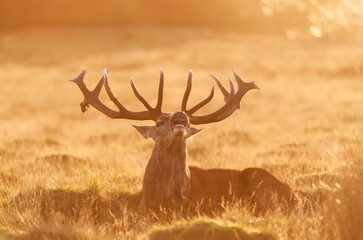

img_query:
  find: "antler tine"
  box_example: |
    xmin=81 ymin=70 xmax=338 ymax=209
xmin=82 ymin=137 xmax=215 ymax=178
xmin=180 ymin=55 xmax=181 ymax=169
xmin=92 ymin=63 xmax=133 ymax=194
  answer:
xmin=186 ymin=84 xmax=214 ymax=115
xmin=181 ymin=70 xmax=215 ymax=115
xmin=68 ymin=69 xmax=104 ymax=113
xmin=104 ymin=68 xmax=129 ymax=113
xmin=155 ymin=68 xmax=164 ymax=114
xmin=68 ymin=69 xmax=87 ymax=94
xmin=130 ymin=76 xmax=153 ymax=111
xmin=181 ymin=70 xmax=192 ymax=112
xmin=232 ymin=70 xmax=260 ymax=92
xmin=230 ymin=69 xmax=260 ymax=110
xmin=129 ymin=68 xmax=163 ymax=118
xmin=210 ymin=74 xmax=229 ymax=102
xmin=203 ymin=70 xmax=259 ymax=122
xmin=189 ymin=78 xmax=235 ymax=125
xmin=68 ymin=69 xmax=89 ymax=112
xmin=188 ymin=70 xmax=259 ymax=125
xmin=70 ymin=68 xmax=163 ymax=121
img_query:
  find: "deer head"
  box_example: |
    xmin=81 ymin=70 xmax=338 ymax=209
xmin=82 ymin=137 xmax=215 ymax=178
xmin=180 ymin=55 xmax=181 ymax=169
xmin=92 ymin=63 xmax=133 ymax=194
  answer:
xmin=69 ymin=68 xmax=259 ymax=211
xmin=132 ymin=111 xmax=201 ymax=145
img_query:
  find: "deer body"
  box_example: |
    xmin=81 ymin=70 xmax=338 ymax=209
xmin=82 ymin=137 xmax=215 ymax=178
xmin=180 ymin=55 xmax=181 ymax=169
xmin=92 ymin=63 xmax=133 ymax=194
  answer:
xmin=70 ymin=68 xmax=297 ymax=215
xmin=135 ymin=112 xmax=296 ymax=214
xmin=189 ymin=167 xmax=295 ymax=213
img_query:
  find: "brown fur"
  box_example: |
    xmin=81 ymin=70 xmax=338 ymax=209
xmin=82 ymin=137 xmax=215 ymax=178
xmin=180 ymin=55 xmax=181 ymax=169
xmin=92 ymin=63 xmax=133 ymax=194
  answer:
xmin=139 ymin=132 xmax=190 ymax=210
xmin=136 ymin=113 xmax=297 ymax=215
xmin=188 ymin=167 xmax=296 ymax=214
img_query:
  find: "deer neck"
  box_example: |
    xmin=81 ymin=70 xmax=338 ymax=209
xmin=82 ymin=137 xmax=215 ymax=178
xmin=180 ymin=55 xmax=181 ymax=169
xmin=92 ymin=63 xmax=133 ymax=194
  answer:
xmin=144 ymin=136 xmax=191 ymax=205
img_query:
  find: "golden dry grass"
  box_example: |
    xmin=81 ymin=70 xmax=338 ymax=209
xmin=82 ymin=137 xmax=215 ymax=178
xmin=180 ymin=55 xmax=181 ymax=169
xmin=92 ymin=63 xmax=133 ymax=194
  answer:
xmin=0 ymin=28 xmax=362 ymax=239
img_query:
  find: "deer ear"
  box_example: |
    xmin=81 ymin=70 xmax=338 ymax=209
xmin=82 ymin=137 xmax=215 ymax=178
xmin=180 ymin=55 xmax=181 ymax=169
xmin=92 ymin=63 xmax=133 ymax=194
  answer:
xmin=132 ymin=125 xmax=156 ymax=140
xmin=187 ymin=127 xmax=202 ymax=138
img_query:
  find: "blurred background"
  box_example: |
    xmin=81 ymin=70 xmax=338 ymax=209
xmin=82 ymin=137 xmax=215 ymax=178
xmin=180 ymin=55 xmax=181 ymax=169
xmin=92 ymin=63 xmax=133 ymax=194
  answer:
xmin=1 ymin=0 xmax=363 ymax=40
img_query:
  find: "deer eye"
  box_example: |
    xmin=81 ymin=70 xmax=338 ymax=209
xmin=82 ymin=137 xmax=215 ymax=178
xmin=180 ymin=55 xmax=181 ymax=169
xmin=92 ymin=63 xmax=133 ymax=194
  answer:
xmin=156 ymin=121 xmax=164 ymax=127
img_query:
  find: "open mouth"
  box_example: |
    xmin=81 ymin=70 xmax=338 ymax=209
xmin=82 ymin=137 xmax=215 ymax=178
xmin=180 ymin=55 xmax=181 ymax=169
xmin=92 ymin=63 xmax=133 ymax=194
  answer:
xmin=170 ymin=112 xmax=189 ymax=135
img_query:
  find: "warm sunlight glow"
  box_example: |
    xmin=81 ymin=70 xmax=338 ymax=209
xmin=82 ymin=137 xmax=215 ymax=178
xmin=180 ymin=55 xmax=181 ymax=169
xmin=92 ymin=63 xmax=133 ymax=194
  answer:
xmin=0 ymin=0 xmax=362 ymax=39
xmin=0 ymin=1 xmax=362 ymax=239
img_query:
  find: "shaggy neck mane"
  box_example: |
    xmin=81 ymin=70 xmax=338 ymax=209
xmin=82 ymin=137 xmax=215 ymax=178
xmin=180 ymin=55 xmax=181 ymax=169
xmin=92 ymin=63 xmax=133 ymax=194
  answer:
xmin=142 ymin=136 xmax=191 ymax=208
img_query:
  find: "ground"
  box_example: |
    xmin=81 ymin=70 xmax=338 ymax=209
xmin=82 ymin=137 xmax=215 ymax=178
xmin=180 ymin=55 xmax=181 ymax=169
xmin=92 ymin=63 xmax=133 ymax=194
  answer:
xmin=0 ymin=28 xmax=362 ymax=239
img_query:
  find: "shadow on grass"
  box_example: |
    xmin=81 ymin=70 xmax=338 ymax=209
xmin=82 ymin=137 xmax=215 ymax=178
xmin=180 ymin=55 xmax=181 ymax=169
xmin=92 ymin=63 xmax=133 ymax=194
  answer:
xmin=41 ymin=188 xmax=141 ymax=223
xmin=10 ymin=185 xmax=142 ymax=225
xmin=147 ymin=220 xmax=276 ymax=240
xmin=35 ymin=154 xmax=91 ymax=168
xmin=12 ymin=228 xmax=88 ymax=240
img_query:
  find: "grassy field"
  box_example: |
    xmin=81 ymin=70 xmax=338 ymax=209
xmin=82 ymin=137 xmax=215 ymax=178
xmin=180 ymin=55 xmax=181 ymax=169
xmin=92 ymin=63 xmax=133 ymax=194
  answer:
xmin=0 ymin=28 xmax=362 ymax=239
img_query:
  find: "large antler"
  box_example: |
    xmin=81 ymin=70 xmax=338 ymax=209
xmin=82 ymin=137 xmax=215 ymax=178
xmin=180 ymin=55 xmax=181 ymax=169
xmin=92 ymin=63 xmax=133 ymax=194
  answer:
xmin=69 ymin=68 xmax=164 ymax=121
xmin=181 ymin=70 xmax=259 ymax=125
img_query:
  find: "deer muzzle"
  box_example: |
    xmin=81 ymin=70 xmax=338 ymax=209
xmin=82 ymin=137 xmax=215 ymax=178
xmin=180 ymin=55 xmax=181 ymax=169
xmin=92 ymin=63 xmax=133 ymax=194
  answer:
xmin=170 ymin=111 xmax=189 ymax=135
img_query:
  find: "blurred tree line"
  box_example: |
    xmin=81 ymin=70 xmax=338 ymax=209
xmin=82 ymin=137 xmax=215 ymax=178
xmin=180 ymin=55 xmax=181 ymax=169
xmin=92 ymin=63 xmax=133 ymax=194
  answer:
xmin=0 ymin=0 xmax=362 ymax=38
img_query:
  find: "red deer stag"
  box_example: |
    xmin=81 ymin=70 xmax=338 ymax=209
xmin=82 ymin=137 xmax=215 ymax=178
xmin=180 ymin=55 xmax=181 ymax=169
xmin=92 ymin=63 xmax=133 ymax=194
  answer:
xmin=69 ymin=68 xmax=297 ymax=215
